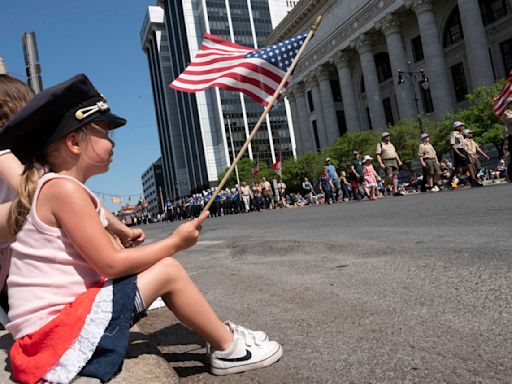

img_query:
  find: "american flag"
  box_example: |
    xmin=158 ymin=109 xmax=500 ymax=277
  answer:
xmin=492 ymin=71 xmax=512 ymax=117
xmin=170 ymin=32 xmax=308 ymax=106
xmin=272 ymin=154 xmax=282 ymax=178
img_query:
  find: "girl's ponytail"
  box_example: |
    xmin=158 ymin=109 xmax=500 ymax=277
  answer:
xmin=8 ymin=163 xmax=40 ymax=235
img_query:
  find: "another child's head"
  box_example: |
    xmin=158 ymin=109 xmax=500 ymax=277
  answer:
xmin=363 ymin=155 xmax=373 ymax=165
xmin=420 ymin=132 xmax=430 ymax=143
xmin=0 ymin=74 xmax=126 ymax=234
xmin=0 ymin=74 xmax=34 ymax=131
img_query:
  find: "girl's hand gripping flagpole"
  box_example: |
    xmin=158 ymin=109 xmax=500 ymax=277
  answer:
xmin=202 ymin=16 xmax=322 ymax=214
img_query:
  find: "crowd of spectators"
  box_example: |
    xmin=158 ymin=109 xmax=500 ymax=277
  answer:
xmin=131 ymin=121 xmax=509 ymax=224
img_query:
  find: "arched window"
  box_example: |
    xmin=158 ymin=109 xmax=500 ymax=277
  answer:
xmin=375 ymin=52 xmax=392 ymax=83
xmin=443 ymin=6 xmax=464 ymax=48
xmin=479 ymin=0 xmax=509 ymax=26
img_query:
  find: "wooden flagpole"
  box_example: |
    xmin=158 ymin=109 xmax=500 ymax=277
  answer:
xmin=202 ymin=16 xmax=322 ymax=213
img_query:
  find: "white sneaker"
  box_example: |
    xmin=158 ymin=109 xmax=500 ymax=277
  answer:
xmin=210 ymin=323 xmax=283 ymax=375
xmin=431 ymin=185 xmax=440 ymax=192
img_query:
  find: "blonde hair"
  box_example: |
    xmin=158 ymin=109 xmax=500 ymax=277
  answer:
xmin=8 ymin=127 xmax=90 ymax=235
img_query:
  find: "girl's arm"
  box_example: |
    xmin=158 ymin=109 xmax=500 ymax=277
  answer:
xmin=0 ymin=152 xmax=23 ymax=192
xmin=0 ymin=202 xmax=14 ymax=242
xmin=45 ymin=179 xmax=207 ymax=279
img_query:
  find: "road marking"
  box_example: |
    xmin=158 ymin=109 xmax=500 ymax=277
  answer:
xmin=196 ymin=240 xmax=225 ymax=245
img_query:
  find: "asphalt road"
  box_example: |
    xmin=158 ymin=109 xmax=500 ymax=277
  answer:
xmin=133 ymin=183 xmax=512 ymax=383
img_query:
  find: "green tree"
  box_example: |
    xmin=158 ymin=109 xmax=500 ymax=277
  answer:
xmin=326 ymin=130 xmax=381 ymax=170
xmin=440 ymin=83 xmax=506 ymax=155
xmin=281 ymin=150 xmax=324 ymax=192
xmin=217 ymin=157 xmax=274 ymax=188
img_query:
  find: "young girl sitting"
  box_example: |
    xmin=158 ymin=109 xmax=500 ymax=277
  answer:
xmin=362 ymin=155 xmax=381 ymax=200
xmin=0 ymin=74 xmax=282 ymax=383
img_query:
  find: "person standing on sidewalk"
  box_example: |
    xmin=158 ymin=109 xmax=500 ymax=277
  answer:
xmin=349 ymin=151 xmax=364 ymax=200
xmin=418 ymin=133 xmax=440 ymax=192
xmin=376 ymin=132 xmax=403 ymax=196
xmin=324 ymin=157 xmax=341 ymax=202
xmin=240 ymin=181 xmax=252 ymax=213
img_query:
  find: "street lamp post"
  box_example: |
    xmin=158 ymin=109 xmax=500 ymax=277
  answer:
xmin=397 ymin=62 xmax=430 ymax=134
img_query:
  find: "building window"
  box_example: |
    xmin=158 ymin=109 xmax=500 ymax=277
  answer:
xmin=311 ymin=120 xmax=320 ymax=151
xmin=382 ymin=97 xmax=395 ymax=126
xmin=479 ymin=0 xmax=509 ymax=26
xmin=451 ymin=62 xmax=469 ymax=102
xmin=307 ymin=90 xmax=314 ymax=112
xmin=336 ymin=111 xmax=347 ymax=136
xmin=375 ymin=52 xmax=392 ymax=83
xmin=411 ymin=35 xmax=424 ymax=62
xmin=330 ymin=80 xmax=342 ymax=102
xmin=443 ymin=7 xmax=464 ymax=48
xmin=501 ymin=38 xmax=512 ymax=75
xmin=420 ymin=86 xmax=434 ymax=113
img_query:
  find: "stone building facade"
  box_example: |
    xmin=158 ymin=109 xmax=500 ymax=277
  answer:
xmin=266 ymin=0 xmax=512 ymax=155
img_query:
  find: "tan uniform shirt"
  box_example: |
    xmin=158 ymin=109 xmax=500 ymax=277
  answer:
xmin=376 ymin=142 xmax=397 ymax=160
xmin=503 ymin=110 xmax=512 ymax=135
xmin=418 ymin=143 xmax=437 ymax=159
xmin=450 ymin=131 xmax=464 ymax=149
xmin=463 ymin=138 xmax=480 ymax=158
xmin=240 ymin=185 xmax=251 ymax=196
xmin=261 ymin=181 xmax=272 ymax=193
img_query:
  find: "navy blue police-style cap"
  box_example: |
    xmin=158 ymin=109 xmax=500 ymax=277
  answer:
xmin=0 ymin=74 xmax=126 ymax=164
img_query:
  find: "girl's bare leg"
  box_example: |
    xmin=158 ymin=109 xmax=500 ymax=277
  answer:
xmin=137 ymin=257 xmax=233 ymax=350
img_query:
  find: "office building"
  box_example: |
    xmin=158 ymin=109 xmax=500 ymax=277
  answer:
xmin=266 ymin=0 xmax=512 ymax=155
xmin=141 ymin=158 xmax=166 ymax=215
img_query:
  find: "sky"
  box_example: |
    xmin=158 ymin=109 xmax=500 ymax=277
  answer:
xmin=0 ymin=1 xmax=161 ymax=211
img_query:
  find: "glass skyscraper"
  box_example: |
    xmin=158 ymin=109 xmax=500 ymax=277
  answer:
xmin=141 ymin=0 xmax=297 ymax=200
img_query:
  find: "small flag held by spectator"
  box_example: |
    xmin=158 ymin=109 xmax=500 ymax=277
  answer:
xmin=493 ymin=71 xmax=512 ymax=117
xmin=272 ymin=154 xmax=282 ymax=178
xmin=251 ymin=161 xmax=260 ymax=177
xmin=170 ymin=32 xmax=308 ymax=106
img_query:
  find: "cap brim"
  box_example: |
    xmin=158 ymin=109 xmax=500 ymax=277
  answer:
xmin=91 ymin=111 xmax=126 ymax=130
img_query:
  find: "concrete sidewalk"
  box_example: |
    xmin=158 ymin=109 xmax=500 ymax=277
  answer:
xmin=0 ymin=314 xmax=182 ymax=384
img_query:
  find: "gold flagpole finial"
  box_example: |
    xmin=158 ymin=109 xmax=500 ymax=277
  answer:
xmin=312 ymin=16 xmax=322 ymax=31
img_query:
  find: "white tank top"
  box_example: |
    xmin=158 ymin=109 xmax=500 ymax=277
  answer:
xmin=6 ymin=173 xmax=108 ymax=339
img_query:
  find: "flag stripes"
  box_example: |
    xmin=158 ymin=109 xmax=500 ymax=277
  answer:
xmin=493 ymin=71 xmax=512 ymax=117
xmin=170 ymin=32 xmax=307 ymax=106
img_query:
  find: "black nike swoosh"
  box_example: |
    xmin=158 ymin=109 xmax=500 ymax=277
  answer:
xmin=216 ymin=349 xmax=252 ymax=362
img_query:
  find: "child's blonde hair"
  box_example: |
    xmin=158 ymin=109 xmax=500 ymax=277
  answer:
xmin=8 ymin=127 xmax=89 ymax=235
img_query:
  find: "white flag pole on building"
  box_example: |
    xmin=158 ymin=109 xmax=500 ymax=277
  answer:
xmin=202 ymin=16 xmax=322 ymax=213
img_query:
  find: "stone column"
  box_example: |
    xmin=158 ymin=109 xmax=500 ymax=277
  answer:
xmin=286 ymin=88 xmax=303 ymax=155
xmin=295 ymin=82 xmax=316 ymax=153
xmin=317 ymin=65 xmax=340 ymax=144
xmin=457 ymin=0 xmax=495 ymax=87
xmin=376 ymin=14 xmax=417 ymax=120
xmin=408 ymin=0 xmax=454 ymax=118
xmin=332 ymin=51 xmax=362 ymax=132
xmin=306 ymin=71 xmax=329 ymax=147
xmin=352 ymin=34 xmax=387 ymax=132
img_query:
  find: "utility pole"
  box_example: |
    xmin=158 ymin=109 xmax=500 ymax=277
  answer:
xmin=22 ymin=32 xmax=43 ymax=94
